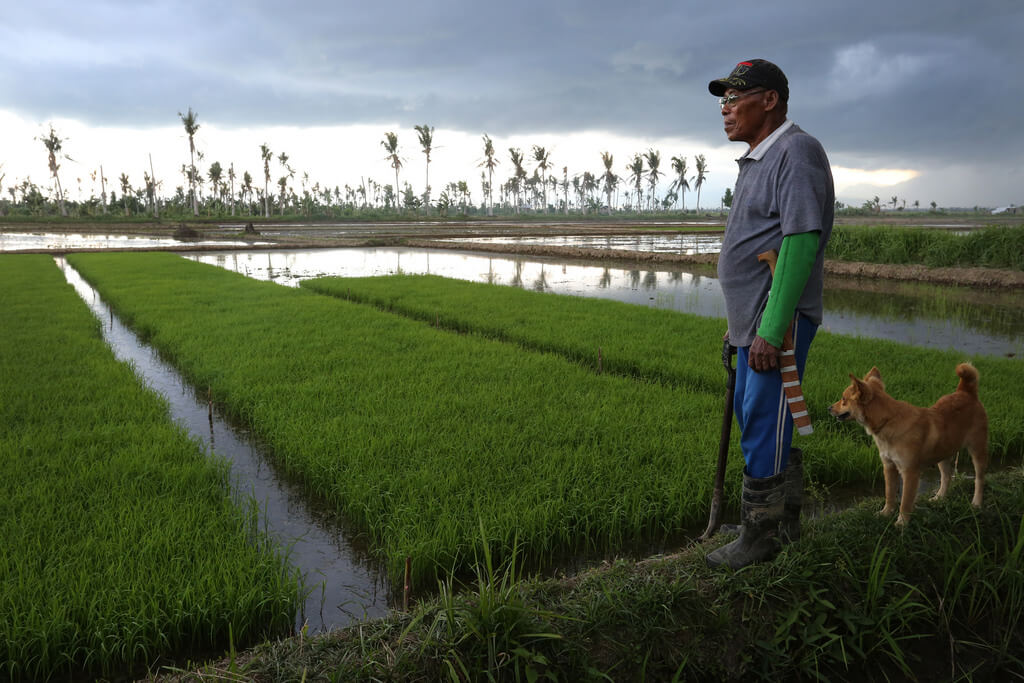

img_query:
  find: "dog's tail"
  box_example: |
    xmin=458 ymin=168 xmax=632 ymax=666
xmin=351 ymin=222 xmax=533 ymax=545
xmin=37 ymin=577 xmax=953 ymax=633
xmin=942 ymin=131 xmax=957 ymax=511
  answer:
xmin=956 ymin=362 xmax=980 ymax=397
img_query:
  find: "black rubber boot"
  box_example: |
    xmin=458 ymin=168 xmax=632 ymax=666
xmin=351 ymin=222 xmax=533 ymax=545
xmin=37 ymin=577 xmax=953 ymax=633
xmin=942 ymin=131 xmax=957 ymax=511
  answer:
xmin=781 ymin=448 xmax=803 ymax=544
xmin=706 ymin=470 xmax=786 ymax=570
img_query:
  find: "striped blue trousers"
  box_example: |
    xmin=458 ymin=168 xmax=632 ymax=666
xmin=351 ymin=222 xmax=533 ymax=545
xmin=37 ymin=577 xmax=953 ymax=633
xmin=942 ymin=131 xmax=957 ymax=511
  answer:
xmin=734 ymin=314 xmax=818 ymax=478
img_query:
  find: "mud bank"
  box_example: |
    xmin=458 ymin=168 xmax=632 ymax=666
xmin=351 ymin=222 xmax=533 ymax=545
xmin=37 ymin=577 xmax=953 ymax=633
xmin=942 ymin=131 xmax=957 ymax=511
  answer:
xmin=405 ymin=238 xmax=1024 ymax=289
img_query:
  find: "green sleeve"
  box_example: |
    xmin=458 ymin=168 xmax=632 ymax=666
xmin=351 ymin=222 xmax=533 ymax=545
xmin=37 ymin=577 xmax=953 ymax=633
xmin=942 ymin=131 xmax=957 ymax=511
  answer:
xmin=756 ymin=231 xmax=821 ymax=347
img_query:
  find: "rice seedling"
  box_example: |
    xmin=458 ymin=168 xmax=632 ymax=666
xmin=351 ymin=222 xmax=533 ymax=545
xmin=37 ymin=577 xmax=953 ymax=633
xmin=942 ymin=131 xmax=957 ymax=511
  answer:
xmin=0 ymin=255 xmax=301 ymax=681
xmin=66 ymin=252 xmax=793 ymax=587
xmin=303 ymin=273 xmax=1024 ymax=472
xmin=61 ymin=252 xmax=1024 ymax=656
xmin=302 ymin=273 xmax=730 ymax=395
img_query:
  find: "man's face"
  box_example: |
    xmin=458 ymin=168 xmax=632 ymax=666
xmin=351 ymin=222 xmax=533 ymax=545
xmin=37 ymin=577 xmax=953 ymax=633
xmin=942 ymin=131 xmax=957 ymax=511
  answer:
xmin=720 ymin=87 xmax=768 ymax=145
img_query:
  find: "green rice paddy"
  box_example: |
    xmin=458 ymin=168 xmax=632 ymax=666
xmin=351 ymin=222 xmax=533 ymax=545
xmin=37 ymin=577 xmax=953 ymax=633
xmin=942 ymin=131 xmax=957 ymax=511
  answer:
xmin=303 ymin=273 xmax=1024 ymax=460
xmin=0 ymin=255 xmax=301 ymax=681
xmin=67 ymin=253 xmax=734 ymax=586
xmin=11 ymin=249 xmax=1024 ymax=679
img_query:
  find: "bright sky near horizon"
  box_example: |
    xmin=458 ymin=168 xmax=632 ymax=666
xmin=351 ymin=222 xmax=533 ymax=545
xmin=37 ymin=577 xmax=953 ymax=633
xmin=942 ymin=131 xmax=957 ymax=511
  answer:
xmin=2 ymin=1 xmax=1021 ymax=210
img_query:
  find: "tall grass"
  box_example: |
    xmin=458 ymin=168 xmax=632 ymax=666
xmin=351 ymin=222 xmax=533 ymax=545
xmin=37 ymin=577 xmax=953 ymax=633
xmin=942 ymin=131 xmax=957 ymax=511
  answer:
xmin=0 ymin=255 xmax=301 ymax=681
xmin=826 ymin=224 xmax=1024 ymax=270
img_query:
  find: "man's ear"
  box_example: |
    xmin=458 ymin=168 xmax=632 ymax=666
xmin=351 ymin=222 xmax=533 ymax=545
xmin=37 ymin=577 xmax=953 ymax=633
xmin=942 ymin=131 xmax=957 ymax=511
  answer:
xmin=763 ymin=89 xmax=781 ymax=112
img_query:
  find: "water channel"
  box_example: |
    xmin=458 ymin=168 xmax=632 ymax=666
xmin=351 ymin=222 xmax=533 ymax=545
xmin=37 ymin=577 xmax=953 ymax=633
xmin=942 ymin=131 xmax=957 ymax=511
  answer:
xmin=57 ymin=257 xmax=390 ymax=634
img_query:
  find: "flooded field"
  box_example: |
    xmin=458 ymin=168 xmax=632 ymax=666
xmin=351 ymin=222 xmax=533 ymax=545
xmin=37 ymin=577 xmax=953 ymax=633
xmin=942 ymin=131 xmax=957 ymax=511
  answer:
xmin=4 ymin=227 xmax=1020 ymax=356
xmin=185 ymin=246 xmax=1024 ymax=358
xmin=438 ymin=232 xmax=723 ymax=254
xmin=0 ymin=231 xmax=269 ymax=251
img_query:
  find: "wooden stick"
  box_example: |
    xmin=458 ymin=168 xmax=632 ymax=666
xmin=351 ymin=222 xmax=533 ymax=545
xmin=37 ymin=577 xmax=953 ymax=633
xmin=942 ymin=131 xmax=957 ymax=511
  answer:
xmin=403 ymin=556 xmax=411 ymax=610
xmin=757 ymin=249 xmax=813 ymax=436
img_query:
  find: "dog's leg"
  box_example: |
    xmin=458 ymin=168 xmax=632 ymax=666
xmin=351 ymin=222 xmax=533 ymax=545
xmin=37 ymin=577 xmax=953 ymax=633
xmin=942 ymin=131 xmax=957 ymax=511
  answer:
xmin=880 ymin=459 xmax=899 ymax=517
xmin=933 ymin=458 xmax=953 ymax=500
xmin=967 ymin=431 xmax=988 ymax=508
xmin=896 ymin=466 xmax=922 ymax=526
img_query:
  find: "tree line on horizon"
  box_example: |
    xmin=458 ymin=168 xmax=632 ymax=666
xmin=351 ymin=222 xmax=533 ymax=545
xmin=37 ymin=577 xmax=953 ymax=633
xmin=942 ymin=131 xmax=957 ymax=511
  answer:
xmin=1 ymin=109 xmax=955 ymax=222
xmin=0 ymin=110 xmax=721 ymax=221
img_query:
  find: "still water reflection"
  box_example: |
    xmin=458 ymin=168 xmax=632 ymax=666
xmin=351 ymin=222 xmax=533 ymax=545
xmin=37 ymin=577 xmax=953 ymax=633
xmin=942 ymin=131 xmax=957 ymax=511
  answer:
xmin=57 ymin=257 xmax=389 ymax=634
xmin=184 ymin=247 xmax=1024 ymax=358
xmin=438 ymin=233 xmax=723 ymax=254
xmin=0 ymin=231 xmax=268 ymax=251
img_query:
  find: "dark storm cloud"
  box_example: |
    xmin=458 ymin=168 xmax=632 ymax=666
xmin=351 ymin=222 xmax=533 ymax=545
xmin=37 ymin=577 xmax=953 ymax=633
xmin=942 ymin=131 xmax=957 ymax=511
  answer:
xmin=2 ymin=0 xmax=1022 ymax=171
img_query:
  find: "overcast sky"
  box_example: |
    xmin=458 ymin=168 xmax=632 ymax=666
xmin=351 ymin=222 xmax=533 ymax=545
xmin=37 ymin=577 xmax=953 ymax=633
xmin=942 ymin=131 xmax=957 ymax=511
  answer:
xmin=2 ymin=0 xmax=1021 ymax=210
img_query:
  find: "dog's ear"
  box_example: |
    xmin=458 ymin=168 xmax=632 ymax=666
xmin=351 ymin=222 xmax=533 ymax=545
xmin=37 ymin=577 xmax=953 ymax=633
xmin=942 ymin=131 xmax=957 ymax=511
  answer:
xmin=851 ymin=375 xmax=872 ymax=401
xmin=866 ymin=366 xmax=885 ymax=389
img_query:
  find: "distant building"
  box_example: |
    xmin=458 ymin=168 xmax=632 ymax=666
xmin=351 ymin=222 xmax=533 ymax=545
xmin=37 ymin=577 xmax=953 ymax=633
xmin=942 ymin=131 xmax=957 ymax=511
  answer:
xmin=991 ymin=205 xmax=1018 ymax=215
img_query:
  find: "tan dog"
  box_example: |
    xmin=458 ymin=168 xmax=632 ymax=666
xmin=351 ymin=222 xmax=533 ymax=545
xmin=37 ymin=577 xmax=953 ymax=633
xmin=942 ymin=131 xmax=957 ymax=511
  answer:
xmin=828 ymin=363 xmax=988 ymax=525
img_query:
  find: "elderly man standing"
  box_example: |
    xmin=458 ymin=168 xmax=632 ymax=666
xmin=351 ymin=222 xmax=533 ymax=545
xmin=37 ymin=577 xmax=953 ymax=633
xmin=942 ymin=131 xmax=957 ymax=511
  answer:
xmin=705 ymin=59 xmax=834 ymax=570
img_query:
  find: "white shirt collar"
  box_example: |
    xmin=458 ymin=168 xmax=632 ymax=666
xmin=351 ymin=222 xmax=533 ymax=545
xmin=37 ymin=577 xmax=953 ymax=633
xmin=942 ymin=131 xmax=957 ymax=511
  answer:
xmin=742 ymin=119 xmax=794 ymax=161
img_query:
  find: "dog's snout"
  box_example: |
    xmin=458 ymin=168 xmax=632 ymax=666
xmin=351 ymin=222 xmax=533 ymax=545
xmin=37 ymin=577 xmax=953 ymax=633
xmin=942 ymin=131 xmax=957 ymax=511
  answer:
xmin=828 ymin=404 xmax=851 ymax=420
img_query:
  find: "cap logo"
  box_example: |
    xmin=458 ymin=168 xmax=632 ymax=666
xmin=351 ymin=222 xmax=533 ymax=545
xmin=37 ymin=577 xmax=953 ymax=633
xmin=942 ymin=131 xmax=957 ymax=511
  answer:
xmin=732 ymin=62 xmax=752 ymax=77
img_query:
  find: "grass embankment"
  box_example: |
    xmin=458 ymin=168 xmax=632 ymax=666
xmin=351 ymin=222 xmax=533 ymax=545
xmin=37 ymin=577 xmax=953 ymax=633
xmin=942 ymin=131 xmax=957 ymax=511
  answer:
xmin=68 ymin=252 xmax=730 ymax=585
xmin=168 ymin=469 xmax=1024 ymax=681
xmin=0 ymin=255 xmax=300 ymax=681
xmin=827 ymin=224 xmax=1024 ymax=271
xmin=302 ymin=274 xmax=1024 ymax=466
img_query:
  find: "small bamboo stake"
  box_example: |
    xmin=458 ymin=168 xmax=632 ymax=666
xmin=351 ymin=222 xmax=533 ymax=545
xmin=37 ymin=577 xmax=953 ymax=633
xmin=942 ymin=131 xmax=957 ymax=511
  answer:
xmin=403 ymin=556 xmax=411 ymax=611
xmin=598 ymin=347 xmax=603 ymax=374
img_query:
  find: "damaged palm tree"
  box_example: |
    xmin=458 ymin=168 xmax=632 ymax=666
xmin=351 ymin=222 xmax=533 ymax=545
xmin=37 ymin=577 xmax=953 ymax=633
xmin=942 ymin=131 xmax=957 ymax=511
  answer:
xmin=178 ymin=107 xmax=200 ymax=217
xmin=39 ymin=125 xmax=70 ymax=217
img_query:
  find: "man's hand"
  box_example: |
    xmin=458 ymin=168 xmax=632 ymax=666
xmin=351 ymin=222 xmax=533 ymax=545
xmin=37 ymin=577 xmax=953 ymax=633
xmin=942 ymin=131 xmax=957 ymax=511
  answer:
xmin=748 ymin=335 xmax=780 ymax=372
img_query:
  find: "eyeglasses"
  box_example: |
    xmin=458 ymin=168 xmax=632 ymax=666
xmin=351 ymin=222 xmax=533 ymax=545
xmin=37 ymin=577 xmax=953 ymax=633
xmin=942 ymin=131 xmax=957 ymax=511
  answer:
xmin=717 ymin=89 xmax=766 ymax=108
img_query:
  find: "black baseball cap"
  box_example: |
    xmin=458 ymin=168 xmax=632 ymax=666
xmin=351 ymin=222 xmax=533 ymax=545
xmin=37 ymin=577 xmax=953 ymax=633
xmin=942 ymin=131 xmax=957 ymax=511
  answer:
xmin=708 ymin=59 xmax=789 ymax=103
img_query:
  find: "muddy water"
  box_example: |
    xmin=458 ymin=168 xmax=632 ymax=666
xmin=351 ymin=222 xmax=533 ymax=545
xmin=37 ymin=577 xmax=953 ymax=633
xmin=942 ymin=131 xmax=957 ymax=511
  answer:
xmin=184 ymin=247 xmax=1024 ymax=357
xmin=56 ymin=258 xmax=389 ymax=634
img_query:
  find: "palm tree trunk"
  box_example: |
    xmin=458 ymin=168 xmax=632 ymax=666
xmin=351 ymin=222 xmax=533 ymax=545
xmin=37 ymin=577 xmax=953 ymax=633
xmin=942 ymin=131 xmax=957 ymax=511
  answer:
xmin=100 ymin=165 xmax=108 ymax=215
xmin=149 ymin=154 xmax=159 ymax=219
xmin=487 ymin=168 xmax=493 ymax=217
xmin=189 ymin=148 xmax=198 ymax=217
xmin=55 ymin=177 xmax=67 ymax=217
